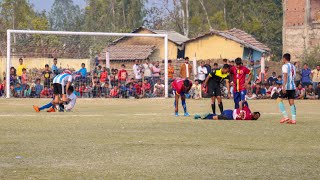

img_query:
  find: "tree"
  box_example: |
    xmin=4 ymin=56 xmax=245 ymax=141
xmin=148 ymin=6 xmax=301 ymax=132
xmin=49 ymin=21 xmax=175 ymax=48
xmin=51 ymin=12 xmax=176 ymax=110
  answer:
xmin=49 ymin=0 xmax=84 ymax=31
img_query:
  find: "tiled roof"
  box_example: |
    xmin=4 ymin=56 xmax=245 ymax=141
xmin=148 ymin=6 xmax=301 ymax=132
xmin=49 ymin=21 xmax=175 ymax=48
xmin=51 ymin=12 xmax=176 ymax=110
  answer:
xmin=112 ymin=26 xmax=189 ymax=45
xmin=151 ymin=29 xmax=189 ymax=45
xmin=185 ymin=29 xmax=270 ymax=53
xmin=104 ymin=45 xmax=155 ymax=61
xmin=225 ymin=28 xmax=270 ymax=52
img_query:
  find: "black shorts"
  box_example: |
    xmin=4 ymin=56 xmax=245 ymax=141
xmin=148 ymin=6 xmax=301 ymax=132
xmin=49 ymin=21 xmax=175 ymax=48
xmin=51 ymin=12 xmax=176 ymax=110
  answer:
xmin=279 ymin=90 xmax=295 ymax=99
xmin=53 ymin=83 xmax=66 ymax=95
xmin=208 ymin=85 xmax=221 ymax=97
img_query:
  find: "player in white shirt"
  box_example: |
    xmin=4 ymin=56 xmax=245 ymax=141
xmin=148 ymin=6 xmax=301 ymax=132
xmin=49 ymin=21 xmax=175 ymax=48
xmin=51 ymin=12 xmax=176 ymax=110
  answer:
xmin=52 ymin=70 xmax=73 ymax=106
xmin=277 ymin=53 xmax=297 ymax=124
xmin=33 ymin=86 xmax=77 ymax=112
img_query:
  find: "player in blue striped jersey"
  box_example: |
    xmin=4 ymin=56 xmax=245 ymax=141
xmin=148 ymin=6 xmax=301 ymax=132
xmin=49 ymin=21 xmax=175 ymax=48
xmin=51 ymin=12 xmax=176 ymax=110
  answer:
xmin=277 ymin=53 xmax=297 ymax=124
xmin=52 ymin=70 xmax=73 ymax=107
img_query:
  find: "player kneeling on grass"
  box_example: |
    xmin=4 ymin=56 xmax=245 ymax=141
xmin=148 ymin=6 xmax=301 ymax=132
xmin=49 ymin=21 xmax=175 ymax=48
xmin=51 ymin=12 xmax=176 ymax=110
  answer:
xmin=52 ymin=70 xmax=73 ymax=109
xmin=33 ymin=86 xmax=77 ymax=112
xmin=194 ymin=101 xmax=260 ymax=121
xmin=172 ymin=78 xmax=192 ymax=116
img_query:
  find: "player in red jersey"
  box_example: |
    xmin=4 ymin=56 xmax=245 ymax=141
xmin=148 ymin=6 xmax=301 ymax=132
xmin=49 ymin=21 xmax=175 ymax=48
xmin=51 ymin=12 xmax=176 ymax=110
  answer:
xmin=230 ymin=58 xmax=252 ymax=109
xmin=172 ymin=79 xmax=192 ymax=116
xmin=194 ymin=101 xmax=260 ymax=120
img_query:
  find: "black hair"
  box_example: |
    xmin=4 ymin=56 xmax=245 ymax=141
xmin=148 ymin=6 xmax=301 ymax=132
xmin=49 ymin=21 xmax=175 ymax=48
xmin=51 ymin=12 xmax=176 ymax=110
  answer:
xmin=214 ymin=63 xmax=218 ymax=66
xmin=168 ymin=60 xmax=172 ymax=63
xmin=283 ymin=53 xmax=291 ymax=61
xmin=223 ymin=59 xmax=228 ymax=62
xmin=222 ymin=64 xmax=230 ymax=69
xmin=235 ymin=58 xmax=242 ymax=65
xmin=81 ymin=63 xmax=85 ymax=66
xmin=45 ymin=64 xmax=49 ymax=67
xmin=19 ymin=57 xmax=23 ymax=61
xmin=252 ymin=112 xmax=261 ymax=120
xmin=68 ymin=86 xmax=74 ymax=92
xmin=183 ymin=79 xmax=190 ymax=88
xmin=22 ymin=68 xmax=26 ymax=71
xmin=185 ymin=57 xmax=189 ymax=60
xmin=54 ymin=58 xmax=57 ymax=60
xmin=121 ymin=64 xmax=126 ymax=67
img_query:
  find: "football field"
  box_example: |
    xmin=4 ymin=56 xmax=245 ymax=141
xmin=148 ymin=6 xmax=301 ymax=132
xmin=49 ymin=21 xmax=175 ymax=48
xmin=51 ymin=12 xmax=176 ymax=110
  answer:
xmin=0 ymin=98 xmax=319 ymax=179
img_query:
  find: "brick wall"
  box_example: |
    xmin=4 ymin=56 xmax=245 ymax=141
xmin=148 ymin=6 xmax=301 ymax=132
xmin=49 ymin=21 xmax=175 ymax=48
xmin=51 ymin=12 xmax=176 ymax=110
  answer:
xmin=285 ymin=0 xmax=306 ymax=27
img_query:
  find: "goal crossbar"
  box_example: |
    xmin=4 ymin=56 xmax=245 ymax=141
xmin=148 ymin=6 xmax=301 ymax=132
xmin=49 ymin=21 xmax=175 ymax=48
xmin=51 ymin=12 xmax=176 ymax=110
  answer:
xmin=6 ymin=29 xmax=169 ymax=98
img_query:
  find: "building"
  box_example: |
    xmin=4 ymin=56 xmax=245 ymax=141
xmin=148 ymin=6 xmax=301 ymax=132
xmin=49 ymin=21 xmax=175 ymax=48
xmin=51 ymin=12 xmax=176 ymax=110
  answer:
xmin=283 ymin=0 xmax=320 ymax=61
xmin=184 ymin=29 xmax=270 ymax=61
xmin=105 ymin=26 xmax=189 ymax=62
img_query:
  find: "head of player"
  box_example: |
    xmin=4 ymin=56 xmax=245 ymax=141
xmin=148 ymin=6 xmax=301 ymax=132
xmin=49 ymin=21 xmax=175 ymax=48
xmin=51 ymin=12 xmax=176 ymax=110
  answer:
xmin=67 ymin=85 xmax=74 ymax=95
xmin=221 ymin=64 xmax=230 ymax=74
xmin=282 ymin=53 xmax=291 ymax=64
xmin=252 ymin=112 xmax=261 ymax=120
xmin=183 ymin=79 xmax=192 ymax=93
xmin=235 ymin=57 xmax=242 ymax=68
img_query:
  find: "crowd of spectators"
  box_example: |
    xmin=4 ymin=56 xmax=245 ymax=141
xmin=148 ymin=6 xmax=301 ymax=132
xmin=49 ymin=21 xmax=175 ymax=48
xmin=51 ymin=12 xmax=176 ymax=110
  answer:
xmin=1 ymin=57 xmax=319 ymax=100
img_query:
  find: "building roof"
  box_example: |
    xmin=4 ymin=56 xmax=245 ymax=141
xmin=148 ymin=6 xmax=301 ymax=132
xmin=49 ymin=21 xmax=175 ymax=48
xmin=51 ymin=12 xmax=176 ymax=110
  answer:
xmin=225 ymin=28 xmax=271 ymax=52
xmin=185 ymin=29 xmax=270 ymax=53
xmin=113 ymin=26 xmax=189 ymax=45
xmin=103 ymin=45 xmax=155 ymax=61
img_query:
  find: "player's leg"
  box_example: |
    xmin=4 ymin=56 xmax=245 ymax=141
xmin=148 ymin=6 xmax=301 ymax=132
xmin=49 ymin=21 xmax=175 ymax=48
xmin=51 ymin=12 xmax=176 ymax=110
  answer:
xmin=287 ymin=90 xmax=296 ymax=124
xmin=238 ymin=90 xmax=247 ymax=110
xmin=233 ymin=92 xmax=240 ymax=109
xmin=173 ymin=90 xmax=179 ymax=116
xmin=181 ymin=95 xmax=189 ymax=116
xmin=211 ymin=96 xmax=216 ymax=114
xmin=277 ymin=91 xmax=290 ymax=123
xmin=216 ymin=88 xmax=223 ymax=114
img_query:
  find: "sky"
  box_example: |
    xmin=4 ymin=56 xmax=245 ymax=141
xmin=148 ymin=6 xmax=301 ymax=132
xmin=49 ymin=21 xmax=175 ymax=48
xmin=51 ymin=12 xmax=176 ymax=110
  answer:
xmin=29 ymin=0 xmax=87 ymax=12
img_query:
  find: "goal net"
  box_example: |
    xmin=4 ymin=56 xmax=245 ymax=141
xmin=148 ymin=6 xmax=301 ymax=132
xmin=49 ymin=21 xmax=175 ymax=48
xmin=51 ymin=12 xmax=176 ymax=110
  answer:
xmin=2 ymin=30 xmax=169 ymax=99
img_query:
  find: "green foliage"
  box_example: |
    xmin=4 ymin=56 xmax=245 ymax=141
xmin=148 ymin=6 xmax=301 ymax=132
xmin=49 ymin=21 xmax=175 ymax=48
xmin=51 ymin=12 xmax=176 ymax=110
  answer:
xmin=302 ymin=45 xmax=320 ymax=68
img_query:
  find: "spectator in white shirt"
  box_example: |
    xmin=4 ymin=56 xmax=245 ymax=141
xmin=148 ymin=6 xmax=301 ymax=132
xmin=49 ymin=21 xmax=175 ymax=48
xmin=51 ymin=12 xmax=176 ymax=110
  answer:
xmin=142 ymin=59 xmax=153 ymax=82
xmin=197 ymin=61 xmax=208 ymax=84
xmin=133 ymin=60 xmax=142 ymax=81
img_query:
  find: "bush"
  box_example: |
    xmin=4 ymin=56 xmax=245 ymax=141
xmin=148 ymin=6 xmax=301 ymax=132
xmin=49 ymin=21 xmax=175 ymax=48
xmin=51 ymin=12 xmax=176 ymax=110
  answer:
xmin=302 ymin=45 xmax=320 ymax=68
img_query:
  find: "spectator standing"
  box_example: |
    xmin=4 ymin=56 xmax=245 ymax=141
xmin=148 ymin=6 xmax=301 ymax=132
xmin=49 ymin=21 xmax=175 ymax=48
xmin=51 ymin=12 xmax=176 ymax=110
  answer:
xmin=52 ymin=58 xmax=59 ymax=77
xmin=223 ymin=59 xmax=228 ymax=66
xmin=78 ymin=63 xmax=87 ymax=77
xmin=151 ymin=61 xmax=161 ymax=85
xmin=17 ymin=58 xmax=26 ymax=81
xmin=96 ymin=65 xmax=102 ymax=80
xmin=118 ymin=64 xmax=128 ymax=85
xmin=204 ymin=60 xmax=211 ymax=78
xmin=42 ymin=64 xmax=52 ymax=88
xmin=197 ymin=61 xmax=208 ymax=84
xmin=35 ymin=79 xmax=43 ymax=98
xmin=213 ymin=63 xmax=219 ymax=69
xmin=267 ymin=72 xmax=277 ymax=85
xmin=305 ymin=84 xmax=316 ymax=99
xmin=142 ymin=60 xmax=152 ymax=82
xmin=247 ymin=60 xmax=261 ymax=84
xmin=180 ymin=57 xmax=192 ymax=79
xmin=133 ymin=60 xmax=142 ymax=82
xmin=301 ymin=63 xmax=312 ymax=87
xmin=258 ymin=66 xmax=269 ymax=84
xmin=294 ymin=62 xmax=302 ymax=85
xmin=21 ymin=68 xmax=28 ymax=89
xmin=168 ymin=60 xmax=175 ymax=82
xmin=311 ymin=65 xmax=320 ymax=90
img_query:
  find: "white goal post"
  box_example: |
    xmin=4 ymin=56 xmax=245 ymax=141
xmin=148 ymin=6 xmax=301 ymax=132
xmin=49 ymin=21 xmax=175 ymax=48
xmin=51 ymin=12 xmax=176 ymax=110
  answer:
xmin=6 ymin=29 xmax=169 ymax=98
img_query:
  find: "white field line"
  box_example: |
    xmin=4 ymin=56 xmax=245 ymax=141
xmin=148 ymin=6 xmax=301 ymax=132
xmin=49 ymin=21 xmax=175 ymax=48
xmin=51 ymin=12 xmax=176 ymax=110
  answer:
xmin=0 ymin=114 xmax=104 ymax=117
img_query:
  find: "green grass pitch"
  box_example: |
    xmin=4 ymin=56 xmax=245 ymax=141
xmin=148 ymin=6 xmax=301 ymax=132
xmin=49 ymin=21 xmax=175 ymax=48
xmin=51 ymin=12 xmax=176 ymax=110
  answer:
xmin=0 ymin=99 xmax=320 ymax=179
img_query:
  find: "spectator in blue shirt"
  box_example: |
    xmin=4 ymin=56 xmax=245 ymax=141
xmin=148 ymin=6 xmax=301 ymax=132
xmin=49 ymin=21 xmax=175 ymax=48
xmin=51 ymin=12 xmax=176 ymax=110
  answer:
xmin=35 ymin=79 xmax=43 ymax=98
xmin=78 ymin=63 xmax=87 ymax=77
xmin=52 ymin=58 xmax=59 ymax=77
xmin=301 ymin=63 xmax=312 ymax=88
xmin=267 ymin=72 xmax=278 ymax=85
xmin=14 ymin=83 xmax=23 ymax=97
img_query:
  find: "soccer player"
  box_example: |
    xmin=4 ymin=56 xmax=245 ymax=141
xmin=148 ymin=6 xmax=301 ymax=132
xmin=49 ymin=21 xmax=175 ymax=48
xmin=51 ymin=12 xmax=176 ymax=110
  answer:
xmin=194 ymin=101 xmax=260 ymax=121
xmin=203 ymin=64 xmax=231 ymax=115
xmin=52 ymin=70 xmax=73 ymax=107
xmin=230 ymin=58 xmax=252 ymax=109
xmin=277 ymin=53 xmax=297 ymax=124
xmin=172 ymin=79 xmax=192 ymax=116
xmin=33 ymin=86 xmax=77 ymax=112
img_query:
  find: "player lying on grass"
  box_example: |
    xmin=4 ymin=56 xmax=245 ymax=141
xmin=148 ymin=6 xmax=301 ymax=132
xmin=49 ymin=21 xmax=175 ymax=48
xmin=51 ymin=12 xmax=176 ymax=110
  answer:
xmin=33 ymin=86 xmax=77 ymax=112
xmin=172 ymin=78 xmax=192 ymax=116
xmin=194 ymin=101 xmax=260 ymax=120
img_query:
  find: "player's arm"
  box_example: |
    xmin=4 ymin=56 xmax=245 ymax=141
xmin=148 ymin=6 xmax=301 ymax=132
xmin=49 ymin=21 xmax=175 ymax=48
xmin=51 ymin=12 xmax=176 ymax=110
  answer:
xmin=282 ymin=66 xmax=288 ymax=93
xmin=203 ymin=71 xmax=214 ymax=88
xmin=225 ymin=78 xmax=231 ymax=97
